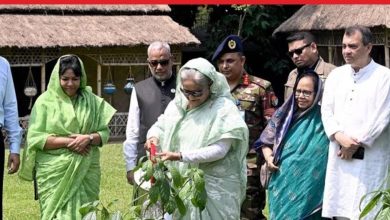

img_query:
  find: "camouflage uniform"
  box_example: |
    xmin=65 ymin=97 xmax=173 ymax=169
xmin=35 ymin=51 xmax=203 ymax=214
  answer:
xmin=232 ymin=71 xmax=277 ymax=220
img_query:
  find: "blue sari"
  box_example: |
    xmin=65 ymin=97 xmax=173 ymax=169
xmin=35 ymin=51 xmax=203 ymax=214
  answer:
xmin=254 ymin=72 xmax=329 ymax=219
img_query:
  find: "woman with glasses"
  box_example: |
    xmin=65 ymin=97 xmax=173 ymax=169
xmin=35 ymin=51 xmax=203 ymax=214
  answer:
xmin=254 ymin=70 xmax=329 ymax=219
xmin=145 ymin=57 xmax=249 ymax=219
xmin=19 ymin=55 xmax=116 ymax=219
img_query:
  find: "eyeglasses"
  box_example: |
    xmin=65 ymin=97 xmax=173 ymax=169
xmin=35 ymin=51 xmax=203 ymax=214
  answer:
xmin=148 ymin=59 xmax=170 ymax=67
xmin=287 ymin=43 xmax=312 ymax=58
xmin=180 ymin=87 xmax=204 ymax=97
xmin=295 ymin=89 xmax=313 ymax=98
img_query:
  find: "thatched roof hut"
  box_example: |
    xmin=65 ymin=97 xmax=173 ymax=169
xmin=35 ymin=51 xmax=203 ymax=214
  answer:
xmin=0 ymin=5 xmax=200 ymax=139
xmin=273 ymin=5 xmax=390 ymax=68
xmin=0 ymin=15 xmax=199 ymax=48
xmin=0 ymin=4 xmax=170 ymax=13
xmin=0 ymin=4 xmax=199 ymax=51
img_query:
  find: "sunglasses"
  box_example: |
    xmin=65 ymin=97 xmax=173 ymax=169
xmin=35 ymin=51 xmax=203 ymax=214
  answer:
xmin=180 ymin=87 xmax=205 ymax=97
xmin=148 ymin=59 xmax=170 ymax=67
xmin=287 ymin=43 xmax=312 ymax=58
xmin=295 ymin=89 xmax=314 ymax=98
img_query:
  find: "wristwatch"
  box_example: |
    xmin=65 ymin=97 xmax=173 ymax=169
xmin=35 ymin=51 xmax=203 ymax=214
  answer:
xmin=89 ymin=134 xmax=93 ymax=144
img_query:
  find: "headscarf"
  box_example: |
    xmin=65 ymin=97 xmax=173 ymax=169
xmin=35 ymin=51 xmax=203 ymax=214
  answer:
xmin=254 ymin=70 xmax=323 ymax=164
xmin=174 ymin=57 xmax=234 ymax=111
xmin=19 ymin=54 xmax=116 ymax=181
xmin=148 ymin=58 xmax=249 ymax=219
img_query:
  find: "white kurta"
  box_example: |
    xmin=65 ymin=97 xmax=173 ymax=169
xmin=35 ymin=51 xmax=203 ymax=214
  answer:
xmin=321 ymin=60 xmax=390 ymax=219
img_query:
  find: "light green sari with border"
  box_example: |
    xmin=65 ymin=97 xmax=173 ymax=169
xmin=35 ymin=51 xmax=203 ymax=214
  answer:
xmin=148 ymin=58 xmax=249 ymax=220
xmin=19 ymin=55 xmax=116 ymax=220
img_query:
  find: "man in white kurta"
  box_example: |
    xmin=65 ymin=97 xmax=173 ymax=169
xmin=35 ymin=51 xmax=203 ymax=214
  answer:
xmin=321 ymin=26 xmax=390 ymax=220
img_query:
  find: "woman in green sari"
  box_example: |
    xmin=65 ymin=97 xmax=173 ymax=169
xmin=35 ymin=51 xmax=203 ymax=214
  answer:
xmin=19 ymin=55 xmax=116 ymax=220
xmin=145 ymin=57 xmax=249 ymax=220
xmin=254 ymin=70 xmax=329 ymax=219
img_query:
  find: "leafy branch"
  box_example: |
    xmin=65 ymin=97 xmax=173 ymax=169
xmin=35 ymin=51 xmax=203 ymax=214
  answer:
xmin=359 ymin=176 xmax=390 ymax=219
xmin=133 ymin=158 xmax=207 ymax=217
xmin=80 ymin=157 xmax=207 ymax=220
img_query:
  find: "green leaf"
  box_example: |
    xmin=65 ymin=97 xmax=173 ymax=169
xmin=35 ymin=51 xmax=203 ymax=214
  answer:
xmin=137 ymin=156 xmax=147 ymax=167
xmin=164 ymin=198 xmax=177 ymax=214
xmin=191 ymin=187 xmax=207 ymax=211
xmin=101 ymin=206 xmax=110 ymax=220
xmin=82 ymin=212 xmax=97 ymax=220
xmin=175 ymin=195 xmax=187 ymax=216
xmin=79 ymin=204 xmax=95 ymax=216
xmin=179 ymin=181 xmax=192 ymax=201
xmin=149 ymin=184 xmax=160 ymax=204
xmin=170 ymin=166 xmax=183 ymax=188
xmin=92 ymin=200 xmax=100 ymax=207
xmin=154 ymin=169 xmax=165 ymax=182
xmin=79 ymin=200 xmax=101 ymax=216
xmin=193 ymin=170 xmax=205 ymax=192
xmin=183 ymin=168 xmax=195 ymax=178
xmin=132 ymin=156 xmax=146 ymax=174
xmin=127 ymin=205 xmax=141 ymax=218
xmin=142 ymin=160 xmax=153 ymax=181
xmin=360 ymin=192 xmax=383 ymax=218
xmin=383 ymin=191 xmax=390 ymax=206
xmin=376 ymin=207 xmax=390 ymax=220
xmin=160 ymin=179 xmax=171 ymax=204
xmin=107 ymin=199 xmax=119 ymax=210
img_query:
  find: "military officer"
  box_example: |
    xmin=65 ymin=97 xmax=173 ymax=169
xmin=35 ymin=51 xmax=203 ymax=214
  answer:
xmin=212 ymin=35 xmax=278 ymax=220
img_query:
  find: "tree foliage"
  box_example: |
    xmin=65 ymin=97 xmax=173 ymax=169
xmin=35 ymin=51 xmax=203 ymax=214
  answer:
xmin=205 ymin=5 xmax=301 ymax=76
xmin=170 ymin=5 xmax=302 ymax=101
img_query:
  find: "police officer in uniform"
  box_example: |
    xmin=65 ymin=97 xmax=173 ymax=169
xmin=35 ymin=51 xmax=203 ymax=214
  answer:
xmin=212 ymin=35 xmax=278 ymax=220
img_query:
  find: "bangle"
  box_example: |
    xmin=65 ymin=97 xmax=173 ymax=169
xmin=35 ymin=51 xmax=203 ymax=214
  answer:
xmin=179 ymin=152 xmax=183 ymax=161
xmin=88 ymin=134 xmax=93 ymax=145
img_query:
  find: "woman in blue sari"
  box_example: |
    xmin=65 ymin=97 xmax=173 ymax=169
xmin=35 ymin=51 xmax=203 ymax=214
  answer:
xmin=254 ymin=70 xmax=329 ymax=219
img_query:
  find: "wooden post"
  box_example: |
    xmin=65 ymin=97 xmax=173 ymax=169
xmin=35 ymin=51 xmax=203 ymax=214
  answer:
xmin=328 ymin=46 xmax=333 ymax=64
xmin=386 ymin=30 xmax=390 ymax=68
xmin=40 ymin=64 xmax=46 ymax=93
xmin=176 ymin=65 xmax=180 ymax=74
xmin=97 ymin=64 xmax=102 ymax=97
xmin=385 ymin=46 xmax=389 ymax=68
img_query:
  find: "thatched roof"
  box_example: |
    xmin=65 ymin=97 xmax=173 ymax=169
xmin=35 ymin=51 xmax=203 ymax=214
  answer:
xmin=0 ymin=5 xmax=170 ymax=14
xmin=274 ymin=5 xmax=390 ymax=35
xmin=0 ymin=15 xmax=200 ymax=48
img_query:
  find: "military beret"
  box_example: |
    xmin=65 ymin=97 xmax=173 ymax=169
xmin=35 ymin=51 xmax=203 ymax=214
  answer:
xmin=211 ymin=35 xmax=244 ymax=62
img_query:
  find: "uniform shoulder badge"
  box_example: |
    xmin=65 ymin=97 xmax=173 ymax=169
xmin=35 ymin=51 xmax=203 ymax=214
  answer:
xmin=252 ymin=76 xmax=271 ymax=89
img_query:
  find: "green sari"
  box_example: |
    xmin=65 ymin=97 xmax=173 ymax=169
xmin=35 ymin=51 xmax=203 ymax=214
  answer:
xmin=268 ymin=105 xmax=329 ymax=220
xmin=19 ymin=55 xmax=116 ymax=220
xmin=148 ymin=58 xmax=249 ymax=219
xmin=256 ymin=71 xmax=329 ymax=220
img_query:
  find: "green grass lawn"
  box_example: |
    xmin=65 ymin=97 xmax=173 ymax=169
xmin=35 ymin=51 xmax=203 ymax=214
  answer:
xmin=3 ymin=143 xmax=133 ymax=220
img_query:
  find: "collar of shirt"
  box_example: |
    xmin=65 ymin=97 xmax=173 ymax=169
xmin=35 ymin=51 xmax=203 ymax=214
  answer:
xmin=153 ymin=72 xmax=175 ymax=87
xmin=349 ymin=59 xmax=374 ymax=81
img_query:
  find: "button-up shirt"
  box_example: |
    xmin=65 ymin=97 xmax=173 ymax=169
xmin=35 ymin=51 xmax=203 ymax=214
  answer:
xmin=0 ymin=56 xmax=22 ymax=153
